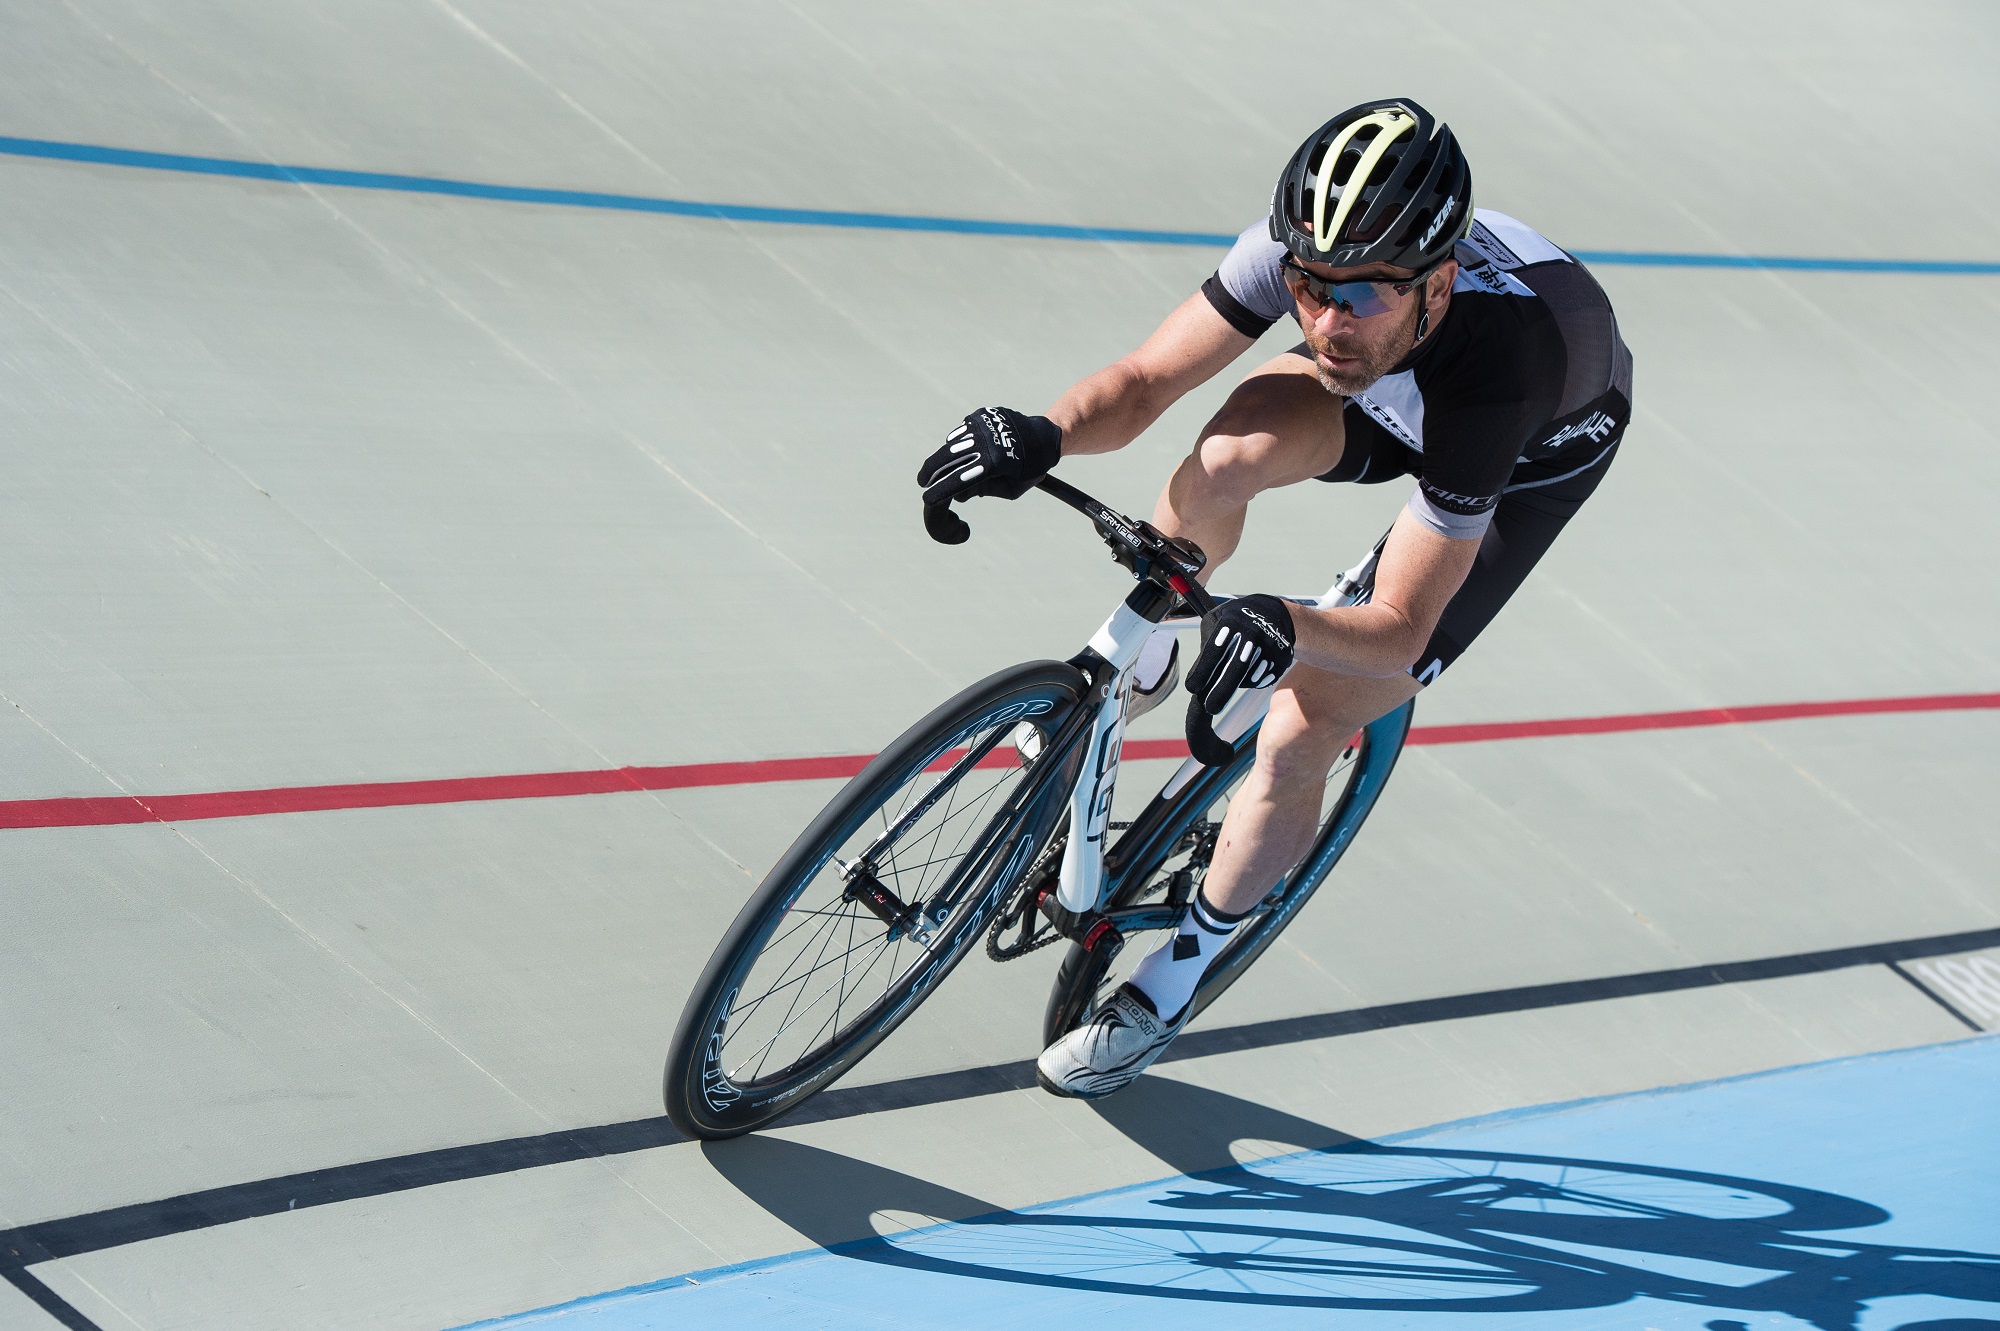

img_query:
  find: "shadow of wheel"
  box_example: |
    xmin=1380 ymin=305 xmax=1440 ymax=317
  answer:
xmin=870 ymin=1210 xmax=1602 ymax=1310
xmin=859 ymin=1144 xmax=1889 ymax=1312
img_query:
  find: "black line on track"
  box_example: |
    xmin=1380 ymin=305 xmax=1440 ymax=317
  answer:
xmin=1886 ymin=959 xmax=1987 ymax=1032
xmin=0 ymin=1262 xmax=102 ymax=1330
xmin=5 ymin=921 xmax=1997 ymax=1327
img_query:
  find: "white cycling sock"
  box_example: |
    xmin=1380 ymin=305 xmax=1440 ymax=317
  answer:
xmin=1132 ymin=626 xmax=1177 ymax=694
xmin=1126 ymin=891 xmax=1246 ymax=1022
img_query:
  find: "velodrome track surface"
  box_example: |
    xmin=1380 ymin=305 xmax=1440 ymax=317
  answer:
xmin=3 ymin=2 xmax=1997 ymax=1328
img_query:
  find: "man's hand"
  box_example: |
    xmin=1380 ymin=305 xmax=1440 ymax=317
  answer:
xmin=1187 ymin=594 xmax=1295 ymax=713
xmin=917 ymin=407 xmax=1063 ymax=543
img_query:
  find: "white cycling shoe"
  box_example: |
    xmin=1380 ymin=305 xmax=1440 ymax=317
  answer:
xmin=1036 ymin=984 xmax=1189 ymax=1099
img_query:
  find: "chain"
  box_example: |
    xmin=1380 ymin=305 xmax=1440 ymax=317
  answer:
xmin=984 ymin=822 xmax=1143 ymax=962
xmin=985 ymin=831 xmax=1066 ymax=961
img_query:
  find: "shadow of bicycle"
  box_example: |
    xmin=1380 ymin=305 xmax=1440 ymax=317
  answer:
xmin=704 ymin=1077 xmax=2000 ymax=1331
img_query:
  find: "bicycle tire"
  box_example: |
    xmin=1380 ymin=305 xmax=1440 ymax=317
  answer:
xmin=665 ymin=660 xmax=1087 ymax=1138
xmin=1043 ymin=699 xmax=1411 ymax=1045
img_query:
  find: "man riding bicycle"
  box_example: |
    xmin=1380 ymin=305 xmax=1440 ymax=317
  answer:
xmin=917 ymin=98 xmax=1632 ymax=1099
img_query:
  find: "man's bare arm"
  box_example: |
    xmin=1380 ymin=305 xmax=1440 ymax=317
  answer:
xmin=1289 ymin=508 xmax=1483 ymax=677
xmin=1045 ymin=294 xmax=1255 ymax=457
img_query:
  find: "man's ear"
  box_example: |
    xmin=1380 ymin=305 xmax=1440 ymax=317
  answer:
xmin=1427 ymin=260 xmax=1458 ymax=312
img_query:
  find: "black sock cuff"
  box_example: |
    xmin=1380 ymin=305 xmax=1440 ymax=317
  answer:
xmin=1190 ymin=891 xmax=1250 ymax=931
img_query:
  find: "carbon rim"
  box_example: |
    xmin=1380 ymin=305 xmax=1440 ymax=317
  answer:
xmin=695 ymin=691 xmax=1069 ymax=1115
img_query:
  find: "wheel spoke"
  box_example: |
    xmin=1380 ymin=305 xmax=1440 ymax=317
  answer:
xmin=729 ymin=933 xmax=898 ymax=1080
xmin=728 ymin=926 xmax=897 ymax=1029
xmin=704 ymin=698 xmax=1064 ymax=1092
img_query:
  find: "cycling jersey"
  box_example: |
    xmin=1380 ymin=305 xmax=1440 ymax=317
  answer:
xmin=1201 ymin=208 xmax=1633 ymax=541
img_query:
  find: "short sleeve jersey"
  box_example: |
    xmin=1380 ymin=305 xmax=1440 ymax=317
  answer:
xmin=1200 ymin=209 xmax=1633 ymax=539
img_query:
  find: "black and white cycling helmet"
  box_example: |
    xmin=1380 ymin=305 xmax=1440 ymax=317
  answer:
xmin=1270 ymin=98 xmax=1473 ymax=273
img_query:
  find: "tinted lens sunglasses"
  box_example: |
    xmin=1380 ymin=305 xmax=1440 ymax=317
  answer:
xmin=1280 ymin=253 xmax=1437 ymax=318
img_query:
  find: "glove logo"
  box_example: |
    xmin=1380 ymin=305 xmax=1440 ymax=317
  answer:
xmin=1239 ymin=609 xmax=1291 ymax=646
xmin=979 ymin=408 xmax=1020 ymax=462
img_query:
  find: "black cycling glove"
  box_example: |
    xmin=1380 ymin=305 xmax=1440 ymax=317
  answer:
xmin=918 ymin=407 xmax=1064 ymax=543
xmin=1187 ymin=594 xmax=1296 ymax=714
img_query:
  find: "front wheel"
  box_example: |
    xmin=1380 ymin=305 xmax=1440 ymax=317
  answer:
xmin=1044 ymin=700 xmax=1411 ymax=1044
xmin=665 ymin=660 xmax=1086 ymax=1139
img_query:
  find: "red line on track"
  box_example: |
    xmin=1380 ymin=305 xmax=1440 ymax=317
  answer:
xmin=4 ymin=691 xmax=1995 ymax=832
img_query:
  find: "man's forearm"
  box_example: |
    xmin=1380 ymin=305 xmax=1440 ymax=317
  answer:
xmin=1290 ymin=602 xmax=1428 ymax=679
xmin=1045 ymin=358 xmax=1169 ymax=457
xmin=1287 ymin=509 xmax=1481 ymax=678
xmin=1040 ymin=292 xmax=1254 ymax=457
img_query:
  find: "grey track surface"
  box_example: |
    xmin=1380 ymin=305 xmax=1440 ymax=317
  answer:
xmin=3 ymin=2 xmax=1997 ymax=1328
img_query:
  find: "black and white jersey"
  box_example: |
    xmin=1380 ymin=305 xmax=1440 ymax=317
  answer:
xmin=1200 ymin=209 xmax=1633 ymax=540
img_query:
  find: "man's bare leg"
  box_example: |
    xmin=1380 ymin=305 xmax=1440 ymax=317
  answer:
xmin=1201 ymin=664 xmax=1421 ymax=916
xmin=1139 ymin=354 xmax=1416 ymax=911
xmin=1072 ymin=662 xmax=1418 ymax=1045
xmin=1152 ymin=356 xmax=1344 ymax=576
xmin=1037 ymin=359 xmax=1416 ymax=1093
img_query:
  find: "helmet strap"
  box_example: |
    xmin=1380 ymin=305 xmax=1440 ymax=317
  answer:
xmin=1410 ymin=262 xmax=1442 ymax=346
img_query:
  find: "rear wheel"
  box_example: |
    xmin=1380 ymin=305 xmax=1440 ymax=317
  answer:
xmin=665 ymin=660 xmax=1086 ymax=1138
xmin=1043 ymin=700 xmax=1411 ymax=1044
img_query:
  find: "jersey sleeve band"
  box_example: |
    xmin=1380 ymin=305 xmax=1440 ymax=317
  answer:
xmin=1406 ymin=486 xmax=1497 ymax=539
xmin=1201 ymin=274 xmax=1276 ymax=339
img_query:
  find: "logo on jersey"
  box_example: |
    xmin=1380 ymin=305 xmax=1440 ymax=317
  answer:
xmin=1459 ymin=221 xmax=1523 ymax=271
xmin=1420 ymin=482 xmax=1498 ymax=514
xmin=1536 ymin=410 xmax=1618 ymax=452
xmin=1350 ymin=395 xmax=1422 ymax=452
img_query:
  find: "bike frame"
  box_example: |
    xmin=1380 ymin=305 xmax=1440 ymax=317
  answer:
xmin=1052 ymin=540 xmax=1385 ymax=915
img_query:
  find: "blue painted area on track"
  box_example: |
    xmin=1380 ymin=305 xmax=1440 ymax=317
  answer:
xmin=7 ymin=135 xmax=2000 ymax=276
xmin=460 ymin=1037 xmax=2000 ymax=1331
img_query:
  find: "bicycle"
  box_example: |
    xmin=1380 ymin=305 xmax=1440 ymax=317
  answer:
xmin=663 ymin=478 xmax=1413 ymax=1138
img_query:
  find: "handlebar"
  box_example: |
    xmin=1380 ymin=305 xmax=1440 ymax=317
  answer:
xmin=1183 ymin=693 xmax=1239 ymax=768
xmin=922 ymin=501 xmax=972 ymax=546
xmin=1038 ymin=481 xmax=1246 ymax=768
xmin=928 ymin=478 xmax=1244 ymax=767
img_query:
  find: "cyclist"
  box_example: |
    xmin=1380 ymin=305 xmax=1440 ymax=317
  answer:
xmin=917 ymin=98 xmax=1632 ymax=1099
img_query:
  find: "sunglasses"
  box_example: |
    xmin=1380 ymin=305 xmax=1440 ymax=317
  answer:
xmin=1280 ymin=254 xmax=1436 ymax=319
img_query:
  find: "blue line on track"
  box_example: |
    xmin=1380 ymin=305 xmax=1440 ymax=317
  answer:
xmin=8 ymin=134 xmax=2000 ymax=275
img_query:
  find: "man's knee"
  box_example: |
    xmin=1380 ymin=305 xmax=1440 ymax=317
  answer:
xmin=1178 ymin=427 xmax=1282 ymax=509
xmin=1250 ymin=691 xmax=1352 ymax=790
xmin=1188 ymin=371 xmax=1342 ymax=500
xmin=1254 ymin=670 xmax=1416 ymax=786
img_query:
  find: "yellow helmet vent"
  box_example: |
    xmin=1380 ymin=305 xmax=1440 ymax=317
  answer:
xmin=1312 ymin=109 xmax=1417 ymax=253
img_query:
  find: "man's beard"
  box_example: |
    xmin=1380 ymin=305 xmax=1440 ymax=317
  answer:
xmin=1304 ymin=302 xmax=1421 ymax=397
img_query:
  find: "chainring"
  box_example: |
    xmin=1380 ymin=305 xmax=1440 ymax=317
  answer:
xmin=985 ymin=830 xmax=1069 ymax=961
xmin=985 ymin=817 xmax=1226 ymax=962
